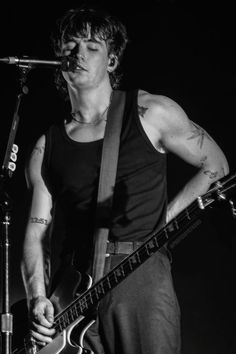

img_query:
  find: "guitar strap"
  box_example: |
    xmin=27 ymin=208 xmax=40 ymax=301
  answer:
xmin=91 ymin=90 xmax=126 ymax=283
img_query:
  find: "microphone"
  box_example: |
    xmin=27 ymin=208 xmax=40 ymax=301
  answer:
xmin=0 ymin=56 xmax=69 ymax=69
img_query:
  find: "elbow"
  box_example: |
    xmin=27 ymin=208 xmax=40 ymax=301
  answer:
xmin=218 ymin=153 xmax=230 ymax=178
xmin=223 ymin=159 xmax=230 ymax=176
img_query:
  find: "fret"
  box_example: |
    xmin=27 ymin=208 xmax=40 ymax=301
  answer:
xmin=114 ymin=268 xmax=120 ymax=279
xmin=58 ymin=316 xmax=67 ymax=330
xmin=109 ymin=273 xmax=117 ymax=287
xmin=167 ymin=222 xmax=174 ymax=233
xmin=106 ymin=276 xmax=111 ymax=289
xmin=88 ymin=291 xmax=93 ymax=305
xmin=71 ymin=304 xmax=79 ymax=319
xmin=97 ymin=282 xmax=105 ymax=295
xmin=120 ymin=264 xmax=125 ymax=277
xmin=57 ymin=318 xmax=64 ymax=332
xmin=113 ymin=269 xmax=118 ymax=283
xmin=62 ymin=317 xmax=67 ymax=329
xmin=133 ymin=254 xmax=139 ymax=265
xmin=79 ymin=297 xmax=89 ymax=312
xmin=185 ymin=207 xmax=191 ymax=220
xmin=153 ymin=237 xmax=159 ymax=249
xmin=63 ymin=312 xmax=69 ymax=326
xmin=128 ymin=257 xmax=134 ymax=271
xmin=149 ymin=241 xmax=154 ymax=254
xmin=135 ymin=251 xmax=141 ymax=264
xmin=145 ymin=243 xmax=151 ymax=256
xmin=69 ymin=307 xmax=75 ymax=321
xmin=104 ymin=279 xmax=111 ymax=291
xmin=174 ymin=219 xmax=179 ymax=230
xmin=68 ymin=308 xmax=75 ymax=322
xmin=94 ymin=287 xmax=99 ymax=300
xmin=164 ymin=227 xmax=169 ymax=240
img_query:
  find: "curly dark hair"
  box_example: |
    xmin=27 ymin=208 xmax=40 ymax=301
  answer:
xmin=50 ymin=6 xmax=129 ymax=100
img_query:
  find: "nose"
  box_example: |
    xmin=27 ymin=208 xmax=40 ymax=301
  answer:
xmin=70 ymin=44 xmax=85 ymax=61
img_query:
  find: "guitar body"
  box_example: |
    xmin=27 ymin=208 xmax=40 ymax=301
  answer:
xmin=36 ymin=316 xmax=94 ymax=354
xmin=47 ymin=266 xmax=95 ymax=354
xmin=12 ymin=267 xmax=95 ymax=354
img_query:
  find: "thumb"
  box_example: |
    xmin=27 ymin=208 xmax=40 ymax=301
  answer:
xmin=45 ymin=301 xmax=54 ymax=324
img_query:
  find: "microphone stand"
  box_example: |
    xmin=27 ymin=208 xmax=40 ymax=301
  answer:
xmin=0 ymin=64 xmax=31 ymax=354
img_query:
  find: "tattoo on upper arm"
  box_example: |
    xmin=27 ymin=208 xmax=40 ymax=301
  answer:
xmin=199 ymin=155 xmax=207 ymax=168
xmin=201 ymin=156 xmax=207 ymax=163
xmin=187 ymin=122 xmax=212 ymax=148
xmin=30 ymin=217 xmax=48 ymax=225
xmin=138 ymin=105 xmax=148 ymax=118
xmin=31 ymin=146 xmax=45 ymax=158
xmin=203 ymin=170 xmax=218 ymax=179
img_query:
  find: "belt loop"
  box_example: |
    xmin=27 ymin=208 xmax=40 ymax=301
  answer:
xmin=114 ymin=241 xmax=118 ymax=254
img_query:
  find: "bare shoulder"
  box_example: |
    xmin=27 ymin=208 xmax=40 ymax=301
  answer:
xmin=137 ymin=90 xmax=192 ymax=152
xmin=137 ymin=89 xmax=190 ymax=130
xmin=25 ymin=135 xmax=46 ymax=188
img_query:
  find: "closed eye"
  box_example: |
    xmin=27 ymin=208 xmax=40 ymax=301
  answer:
xmin=88 ymin=47 xmax=99 ymax=51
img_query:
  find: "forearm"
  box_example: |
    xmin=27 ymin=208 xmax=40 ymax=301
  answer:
xmin=166 ymin=165 xmax=229 ymax=223
xmin=21 ymin=228 xmax=47 ymax=303
xmin=21 ymin=224 xmax=55 ymax=344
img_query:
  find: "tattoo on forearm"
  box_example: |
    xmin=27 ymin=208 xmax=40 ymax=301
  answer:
xmin=187 ymin=122 xmax=212 ymax=148
xmin=31 ymin=146 xmax=45 ymax=158
xmin=30 ymin=217 xmax=48 ymax=225
xmin=138 ymin=105 xmax=148 ymax=117
xmin=199 ymin=155 xmax=207 ymax=168
xmin=203 ymin=170 xmax=218 ymax=179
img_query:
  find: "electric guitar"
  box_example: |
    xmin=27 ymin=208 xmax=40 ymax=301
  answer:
xmin=13 ymin=172 xmax=236 ymax=354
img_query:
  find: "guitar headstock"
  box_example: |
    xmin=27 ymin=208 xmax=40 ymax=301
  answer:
xmin=202 ymin=171 xmax=236 ymax=218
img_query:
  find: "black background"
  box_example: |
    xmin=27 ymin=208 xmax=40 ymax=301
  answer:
xmin=0 ymin=1 xmax=235 ymax=353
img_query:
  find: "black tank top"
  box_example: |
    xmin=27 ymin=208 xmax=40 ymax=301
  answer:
xmin=43 ymin=89 xmax=167 ymax=271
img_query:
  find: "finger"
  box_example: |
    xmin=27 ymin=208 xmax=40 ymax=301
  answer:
xmin=32 ymin=321 xmax=56 ymax=336
xmin=30 ymin=329 xmax=53 ymax=344
xmin=29 ymin=336 xmax=46 ymax=348
xmin=34 ymin=312 xmax=54 ymax=328
xmin=45 ymin=302 xmax=54 ymax=324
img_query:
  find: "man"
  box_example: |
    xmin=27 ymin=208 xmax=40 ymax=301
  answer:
xmin=21 ymin=6 xmax=229 ymax=354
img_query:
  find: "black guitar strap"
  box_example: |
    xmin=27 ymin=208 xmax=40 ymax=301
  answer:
xmin=91 ymin=90 xmax=126 ymax=283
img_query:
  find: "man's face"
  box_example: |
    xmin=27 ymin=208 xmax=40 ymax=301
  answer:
xmin=60 ymin=30 xmax=111 ymax=89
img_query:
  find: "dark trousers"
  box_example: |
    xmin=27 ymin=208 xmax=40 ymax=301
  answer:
xmin=83 ymin=251 xmax=181 ymax=354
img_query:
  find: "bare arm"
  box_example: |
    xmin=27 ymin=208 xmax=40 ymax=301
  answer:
xmin=21 ymin=135 xmax=55 ymax=344
xmin=139 ymin=93 xmax=229 ymax=222
xmin=164 ymin=121 xmax=229 ymax=222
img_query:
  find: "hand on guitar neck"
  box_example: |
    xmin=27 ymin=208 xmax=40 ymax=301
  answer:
xmin=28 ymin=295 xmax=55 ymax=347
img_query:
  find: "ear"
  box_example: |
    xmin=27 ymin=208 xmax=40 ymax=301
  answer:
xmin=108 ymin=55 xmax=118 ymax=72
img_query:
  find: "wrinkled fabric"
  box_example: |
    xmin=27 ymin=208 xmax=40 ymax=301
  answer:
xmin=83 ymin=252 xmax=181 ymax=354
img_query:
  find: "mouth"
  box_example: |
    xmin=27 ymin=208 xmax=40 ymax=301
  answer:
xmin=75 ymin=64 xmax=87 ymax=71
xmin=67 ymin=57 xmax=87 ymax=72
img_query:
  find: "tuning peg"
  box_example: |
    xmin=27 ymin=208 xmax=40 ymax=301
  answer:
xmin=229 ymin=199 xmax=236 ymax=218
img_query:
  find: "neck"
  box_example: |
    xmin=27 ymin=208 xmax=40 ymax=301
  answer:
xmin=69 ymin=84 xmax=113 ymax=124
